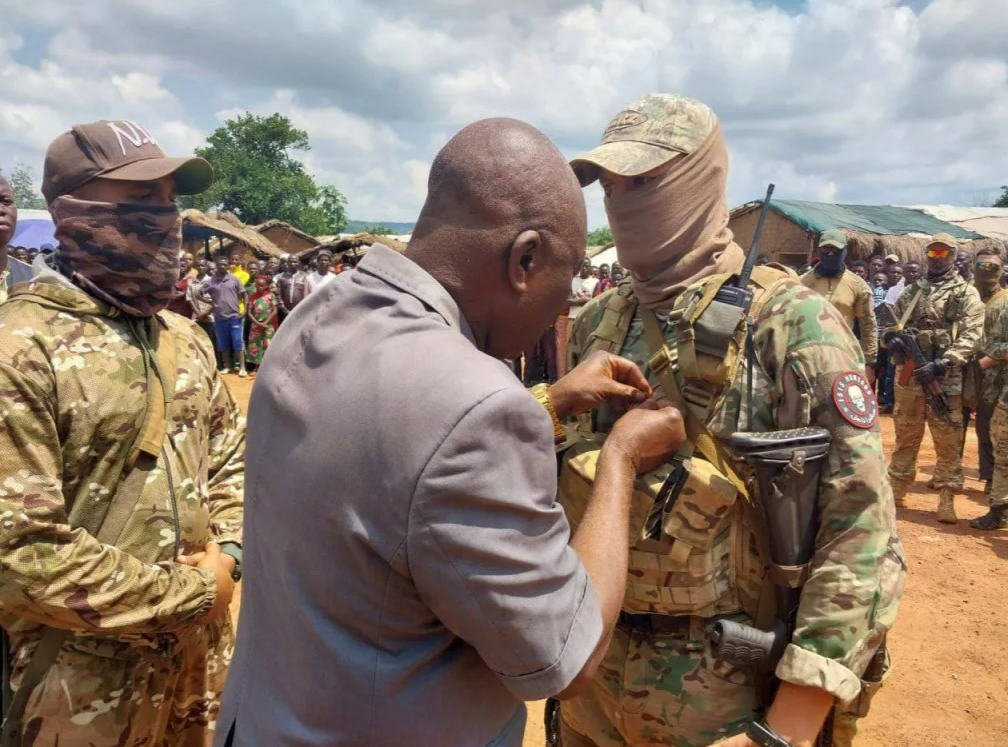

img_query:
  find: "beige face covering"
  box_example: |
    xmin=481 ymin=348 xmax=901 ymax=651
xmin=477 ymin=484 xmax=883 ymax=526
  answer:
xmin=604 ymin=123 xmax=745 ymax=311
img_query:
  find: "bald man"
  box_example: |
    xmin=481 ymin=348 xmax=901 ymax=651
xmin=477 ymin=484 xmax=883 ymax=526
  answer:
xmin=215 ymin=119 xmax=685 ymax=747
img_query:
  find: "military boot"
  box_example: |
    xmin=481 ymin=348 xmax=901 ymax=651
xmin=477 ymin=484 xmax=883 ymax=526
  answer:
xmin=970 ymin=506 xmax=1008 ymax=530
xmin=927 ymin=477 xmax=937 ymax=490
xmin=936 ymin=488 xmax=957 ymax=524
xmin=984 ymin=479 xmax=993 ymax=495
xmin=892 ymin=485 xmax=910 ymax=509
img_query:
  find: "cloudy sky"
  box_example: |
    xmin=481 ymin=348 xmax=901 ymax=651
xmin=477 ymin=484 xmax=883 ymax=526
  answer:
xmin=1 ymin=0 xmax=1006 ymax=229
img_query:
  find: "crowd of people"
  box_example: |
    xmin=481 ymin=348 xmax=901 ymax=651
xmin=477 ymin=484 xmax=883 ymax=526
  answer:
xmin=163 ymin=248 xmax=354 ymax=376
xmin=0 ymin=98 xmax=1002 ymax=747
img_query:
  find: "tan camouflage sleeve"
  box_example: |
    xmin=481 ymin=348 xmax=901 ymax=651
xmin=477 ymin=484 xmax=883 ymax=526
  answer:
xmin=943 ymin=285 xmax=985 ymax=367
xmin=205 ymin=369 xmax=245 ymax=546
xmin=984 ymin=294 xmax=1008 ymax=361
xmin=755 ymin=283 xmax=907 ymax=703
xmin=0 ymin=362 xmax=217 ymax=635
xmin=853 ymin=277 xmax=877 ymax=367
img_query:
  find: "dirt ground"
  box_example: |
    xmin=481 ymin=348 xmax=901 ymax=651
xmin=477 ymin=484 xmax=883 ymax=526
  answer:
xmin=222 ymin=373 xmax=1008 ymax=747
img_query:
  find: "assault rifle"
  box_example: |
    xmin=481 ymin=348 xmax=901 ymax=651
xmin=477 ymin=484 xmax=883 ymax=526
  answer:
xmin=877 ymin=303 xmax=952 ymax=421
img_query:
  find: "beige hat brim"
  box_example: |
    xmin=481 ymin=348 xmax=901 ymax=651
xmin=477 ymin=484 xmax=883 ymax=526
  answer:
xmin=819 ymin=238 xmax=846 ymax=250
xmin=99 ymin=156 xmax=214 ymax=196
xmin=927 ymin=239 xmax=957 ymax=250
xmin=570 ymin=141 xmax=681 ymax=187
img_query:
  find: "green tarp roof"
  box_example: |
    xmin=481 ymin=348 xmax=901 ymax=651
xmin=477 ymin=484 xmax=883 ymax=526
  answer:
xmin=767 ymin=200 xmax=984 ymax=240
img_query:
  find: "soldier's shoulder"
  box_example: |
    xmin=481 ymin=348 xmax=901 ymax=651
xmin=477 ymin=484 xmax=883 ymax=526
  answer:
xmin=846 ymin=271 xmax=872 ymax=294
xmin=572 ymin=282 xmax=632 ymax=336
xmin=960 ymin=282 xmax=983 ymax=304
xmin=757 ymin=277 xmax=855 ymax=347
xmin=0 ymin=296 xmax=67 ymax=356
xmin=160 ymin=311 xmax=217 ymax=365
xmin=989 ymin=289 xmax=1008 ymax=310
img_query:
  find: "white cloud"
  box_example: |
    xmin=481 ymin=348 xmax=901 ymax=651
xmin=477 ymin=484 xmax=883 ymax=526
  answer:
xmin=0 ymin=0 xmax=1006 ymax=229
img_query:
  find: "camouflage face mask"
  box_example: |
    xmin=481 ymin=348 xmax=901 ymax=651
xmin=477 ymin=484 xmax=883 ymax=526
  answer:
xmin=51 ymin=195 xmax=182 ymax=317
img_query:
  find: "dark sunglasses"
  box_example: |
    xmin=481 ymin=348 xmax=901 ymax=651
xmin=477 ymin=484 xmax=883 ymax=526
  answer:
xmin=976 ymin=261 xmax=1003 ymax=273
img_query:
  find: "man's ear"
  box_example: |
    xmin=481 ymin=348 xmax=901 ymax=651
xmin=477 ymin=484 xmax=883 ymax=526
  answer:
xmin=506 ymin=230 xmax=542 ymax=293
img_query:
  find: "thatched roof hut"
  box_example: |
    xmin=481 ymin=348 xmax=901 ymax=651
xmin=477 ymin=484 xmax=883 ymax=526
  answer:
xmin=181 ymin=210 xmax=283 ymax=260
xmin=729 ymin=199 xmax=997 ymax=267
xmin=253 ymin=220 xmax=320 ymax=254
xmin=307 ymin=233 xmax=409 ymax=263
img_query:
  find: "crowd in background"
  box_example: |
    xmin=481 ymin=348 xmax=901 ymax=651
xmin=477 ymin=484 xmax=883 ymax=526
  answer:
xmin=165 ymin=248 xmax=355 ymax=376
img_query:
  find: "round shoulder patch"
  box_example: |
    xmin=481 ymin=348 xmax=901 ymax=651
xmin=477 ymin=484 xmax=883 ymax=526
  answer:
xmin=832 ymin=372 xmax=879 ymax=429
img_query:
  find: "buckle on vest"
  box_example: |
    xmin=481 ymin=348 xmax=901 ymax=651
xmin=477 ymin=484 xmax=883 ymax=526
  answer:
xmin=681 ymin=383 xmax=715 ymax=410
xmin=648 ymin=346 xmax=674 ymax=375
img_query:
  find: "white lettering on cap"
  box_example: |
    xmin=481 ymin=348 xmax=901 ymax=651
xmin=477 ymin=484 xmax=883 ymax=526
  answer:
xmin=106 ymin=120 xmax=161 ymax=157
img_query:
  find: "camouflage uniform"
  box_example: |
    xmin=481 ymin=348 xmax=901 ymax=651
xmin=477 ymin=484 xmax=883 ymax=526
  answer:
xmin=800 ymin=268 xmax=878 ymax=368
xmin=560 ymin=274 xmax=906 ymax=747
xmin=978 ymin=290 xmax=1008 ymax=511
xmin=0 ymin=268 xmax=244 ymax=746
xmin=885 ymin=274 xmax=984 ymax=515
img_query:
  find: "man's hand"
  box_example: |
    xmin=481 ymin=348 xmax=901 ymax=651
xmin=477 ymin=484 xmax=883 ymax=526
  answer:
xmin=177 ymin=542 xmax=235 ymax=625
xmin=604 ymin=405 xmax=685 ymax=474
xmin=914 ymin=359 xmax=946 ymax=383
xmin=549 ymin=351 xmax=651 ymax=418
xmin=978 ymin=355 xmax=1000 ymax=371
xmin=864 ymin=365 xmax=875 ymax=385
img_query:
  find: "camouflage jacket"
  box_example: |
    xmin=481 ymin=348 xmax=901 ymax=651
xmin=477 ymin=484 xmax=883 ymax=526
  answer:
xmin=0 ymin=270 xmax=245 ymax=651
xmin=800 ymin=269 xmax=878 ymax=366
xmin=886 ymin=274 xmax=984 ymax=396
xmin=981 ymin=288 xmax=1008 ymax=405
xmin=570 ymin=276 xmax=906 ymax=703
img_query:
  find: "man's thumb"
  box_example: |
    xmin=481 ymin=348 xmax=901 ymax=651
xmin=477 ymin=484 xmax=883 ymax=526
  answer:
xmin=608 ymin=382 xmax=648 ymax=403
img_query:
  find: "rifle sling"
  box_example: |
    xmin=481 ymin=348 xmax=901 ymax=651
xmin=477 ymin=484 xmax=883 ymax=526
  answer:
xmin=640 ymin=308 xmax=748 ymax=499
xmin=897 ymin=287 xmax=924 ymax=330
xmin=1 ymin=453 xmax=156 ymax=747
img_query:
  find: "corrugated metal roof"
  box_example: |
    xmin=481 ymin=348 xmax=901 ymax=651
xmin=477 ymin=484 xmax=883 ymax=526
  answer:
xmin=760 ymin=200 xmax=984 ymax=240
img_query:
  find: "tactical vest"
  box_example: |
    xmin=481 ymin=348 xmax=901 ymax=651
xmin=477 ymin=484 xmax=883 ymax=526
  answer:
xmin=899 ymin=280 xmax=970 ymax=360
xmin=557 ymin=266 xmax=793 ymax=619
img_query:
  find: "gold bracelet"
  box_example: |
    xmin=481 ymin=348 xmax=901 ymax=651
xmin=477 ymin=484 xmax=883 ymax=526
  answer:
xmin=529 ymin=383 xmax=565 ymax=443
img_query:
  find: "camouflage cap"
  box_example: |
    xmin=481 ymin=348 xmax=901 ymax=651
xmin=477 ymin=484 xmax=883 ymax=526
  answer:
xmin=570 ymin=94 xmax=718 ymax=187
xmin=928 ymin=232 xmax=958 ymax=250
xmin=818 ymin=228 xmax=847 ymax=250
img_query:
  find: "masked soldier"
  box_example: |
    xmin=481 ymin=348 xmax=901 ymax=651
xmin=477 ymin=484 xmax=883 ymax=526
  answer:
xmin=0 ymin=121 xmax=245 ymax=746
xmin=557 ymin=95 xmax=905 ymax=747
xmin=884 ymin=234 xmax=984 ymax=522
xmin=801 ymin=230 xmax=878 ymax=383
xmin=970 ymin=250 xmax=1008 ymax=529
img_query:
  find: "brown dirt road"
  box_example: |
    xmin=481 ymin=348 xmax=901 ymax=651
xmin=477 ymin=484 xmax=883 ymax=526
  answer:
xmin=223 ymin=373 xmax=1008 ymax=746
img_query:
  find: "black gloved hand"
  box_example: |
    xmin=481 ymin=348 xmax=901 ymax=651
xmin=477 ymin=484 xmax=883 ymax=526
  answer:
xmin=914 ymin=359 xmax=946 ymax=382
xmin=883 ymin=330 xmax=908 ymax=357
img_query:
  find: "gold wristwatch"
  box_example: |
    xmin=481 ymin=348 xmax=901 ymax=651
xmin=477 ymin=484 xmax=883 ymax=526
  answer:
xmin=529 ymin=383 xmax=565 ymax=443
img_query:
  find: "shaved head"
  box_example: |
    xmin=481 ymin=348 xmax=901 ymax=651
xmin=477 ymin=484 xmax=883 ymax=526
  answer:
xmin=408 ymin=118 xmax=587 ymax=358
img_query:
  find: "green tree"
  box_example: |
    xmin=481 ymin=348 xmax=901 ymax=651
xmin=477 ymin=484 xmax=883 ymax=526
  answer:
xmin=5 ymin=164 xmax=46 ymax=210
xmin=180 ymin=112 xmax=348 ymax=235
xmin=995 ymin=186 xmax=1008 ymax=208
xmin=366 ymin=225 xmax=396 ymax=236
xmin=588 ymin=225 xmax=613 ymax=246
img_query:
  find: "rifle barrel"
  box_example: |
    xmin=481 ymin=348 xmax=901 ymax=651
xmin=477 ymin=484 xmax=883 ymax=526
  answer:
xmin=737 ymin=184 xmax=776 ymax=291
